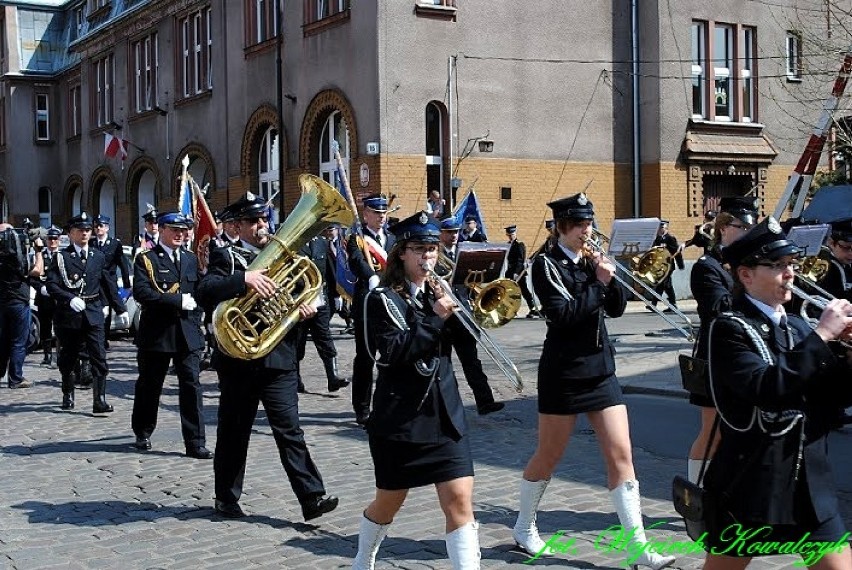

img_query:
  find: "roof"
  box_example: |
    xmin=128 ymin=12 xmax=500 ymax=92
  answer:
xmin=682 ymin=129 xmax=779 ymax=163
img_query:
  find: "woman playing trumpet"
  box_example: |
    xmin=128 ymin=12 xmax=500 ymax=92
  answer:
xmin=352 ymin=211 xmax=480 ymax=569
xmin=512 ymin=193 xmax=675 ymax=569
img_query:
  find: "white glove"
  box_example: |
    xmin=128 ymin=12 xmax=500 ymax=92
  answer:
xmin=368 ymin=275 xmax=380 ymax=291
xmin=334 ymin=297 xmax=343 ymax=312
xmin=69 ymin=297 xmax=86 ymax=312
xmin=40 ymin=285 xmax=48 ymax=296
xmin=181 ymin=294 xmax=197 ymax=311
xmin=102 ymin=306 xmax=110 ymax=317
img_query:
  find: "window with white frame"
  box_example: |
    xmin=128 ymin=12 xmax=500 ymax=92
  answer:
xmin=132 ymin=33 xmax=158 ymax=113
xmin=89 ymin=0 xmax=109 ymax=11
xmin=38 ymin=187 xmax=51 ymax=228
xmin=786 ymin=31 xmax=802 ymax=80
xmin=318 ymin=111 xmax=350 ymax=185
xmin=93 ymin=53 xmax=114 ymax=127
xmin=425 ymin=102 xmax=444 ymax=199
xmin=248 ymin=0 xmax=280 ymax=45
xmin=305 ymin=0 xmax=348 ymax=25
xmin=178 ymin=7 xmax=212 ymax=98
xmin=68 ymin=84 xmax=81 ymax=137
xmin=691 ymin=20 xmax=757 ymax=123
xmin=258 ymin=127 xmax=279 ymax=201
xmin=71 ymin=6 xmax=86 ymax=40
xmin=35 ymin=93 xmax=50 ymax=141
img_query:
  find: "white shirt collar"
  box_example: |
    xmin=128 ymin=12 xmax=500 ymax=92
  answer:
xmin=408 ymin=281 xmax=425 ymax=299
xmin=557 ymin=242 xmax=583 ymax=264
xmin=74 ymin=244 xmax=88 ymax=257
xmin=159 ymin=243 xmax=178 ymax=260
xmin=241 ymin=241 xmax=261 ymax=254
xmin=745 ymin=294 xmax=786 ymax=326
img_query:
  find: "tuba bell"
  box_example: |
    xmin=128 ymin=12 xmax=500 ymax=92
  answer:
xmin=630 ymin=246 xmax=673 ymax=288
xmin=213 ymin=174 xmax=355 ymax=360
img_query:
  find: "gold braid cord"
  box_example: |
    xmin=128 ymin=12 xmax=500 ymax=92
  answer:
xmin=142 ymin=252 xmax=180 ymax=294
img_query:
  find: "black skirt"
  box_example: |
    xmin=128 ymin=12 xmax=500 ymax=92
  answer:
xmin=689 ymin=392 xmax=714 ymax=407
xmin=368 ymin=435 xmax=474 ymax=491
xmin=537 ymin=373 xmax=625 ymax=415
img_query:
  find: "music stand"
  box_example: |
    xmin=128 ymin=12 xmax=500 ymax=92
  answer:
xmin=451 ymin=242 xmax=509 ymax=288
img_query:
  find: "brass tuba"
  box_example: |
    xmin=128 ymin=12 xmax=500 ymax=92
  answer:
xmin=630 ymin=246 xmax=674 ymax=288
xmin=213 ymin=174 xmax=355 ymax=360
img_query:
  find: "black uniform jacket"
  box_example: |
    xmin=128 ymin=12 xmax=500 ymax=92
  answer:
xmin=365 ymin=286 xmax=466 ymax=443
xmin=196 ymin=244 xmax=300 ymax=371
xmin=460 ymin=229 xmax=487 ymax=243
xmin=654 ymin=233 xmax=685 ymax=270
xmin=300 ymin=236 xmax=338 ymax=306
xmin=531 ymin=244 xmax=627 ymax=379
xmin=505 ymin=240 xmax=527 ymax=278
xmin=90 ymin=236 xmax=131 ymax=287
xmin=133 ymin=244 xmax=205 ymax=352
xmin=46 ymin=245 xmax=125 ymax=329
xmin=689 ymin=246 xmax=733 ymax=360
xmin=346 ymin=225 xmax=396 ymax=312
xmin=34 ymin=250 xmax=57 ymax=311
xmin=822 ymin=254 xmax=852 ymax=302
xmin=706 ymin=297 xmax=852 ymax=525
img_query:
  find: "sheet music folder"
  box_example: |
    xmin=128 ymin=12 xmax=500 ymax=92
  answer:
xmin=451 ymin=242 xmax=509 ymax=287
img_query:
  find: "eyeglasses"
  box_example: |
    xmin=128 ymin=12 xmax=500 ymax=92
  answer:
xmin=754 ymin=260 xmax=801 ymax=272
xmin=406 ymin=245 xmax=439 ymax=255
xmin=727 ymin=223 xmax=751 ymax=230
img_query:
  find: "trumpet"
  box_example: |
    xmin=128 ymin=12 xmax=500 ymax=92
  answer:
xmin=583 ymin=236 xmax=696 ymax=341
xmin=784 ymin=283 xmax=852 ymax=350
xmin=422 ymin=261 xmax=524 ymax=393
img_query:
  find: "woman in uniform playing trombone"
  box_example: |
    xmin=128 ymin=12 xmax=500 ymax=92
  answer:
xmin=511 ymin=193 xmax=676 ymax=569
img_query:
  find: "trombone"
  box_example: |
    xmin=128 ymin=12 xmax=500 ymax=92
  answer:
xmin=784 ymin=283 xmax=852 ymax=350
xmin=423 ymin=260 xmax=524 ymax=393
xmin=584 ymin=230 xmax=696 ymax=341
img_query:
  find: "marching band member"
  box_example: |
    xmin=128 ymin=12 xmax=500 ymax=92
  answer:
xmin=46 ymin=212 xmax=126 ymax=413
xmin=703 ymin=217 xmax=852 ymax=569
xmin=197 ymin=193 xmax=338 ymax=521
xmin=352 ymin=211 xmax=479 ymax=570
xmin=347 ymin=193 xmax=396 ymax=425
xmin=822 ymin=218 xmax=852 ymax=302
xmin=130 ymin=212 xmax=209 ymax=458
xmin=131 ymin=204 xmax=159 ymax=259
xmin=512 ymin=193 xmax=675 ymax=570
xmin=686 ymin=196 xmax=757 ymax=482
xmin=35 ymin=226 xmax=62 ymax=369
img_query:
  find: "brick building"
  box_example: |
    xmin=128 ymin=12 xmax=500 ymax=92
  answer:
xmin=0 ymin=0 xmax=841 ymax=257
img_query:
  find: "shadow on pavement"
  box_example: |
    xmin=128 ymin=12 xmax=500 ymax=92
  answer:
xmin=1 ymin=434 xmax=184 ymax=456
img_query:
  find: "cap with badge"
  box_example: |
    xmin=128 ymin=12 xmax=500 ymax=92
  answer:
xmin=94 ymin=214 xmax=111 ymax=226
xmin=719 ymin=196 xmax=759 ymax=226
xmin=227 ymin=192 xmax=268 ymax=220
xmin=388 ymin=211 xmax=441 ymax=243
xmin=142 ymin=203 xmax=158 ymax=222
xmin=67 ymin=212 xmax=93 ymax=230
xmin=659 ymin=219 xmax=670 ymax=226
xmin=46 ymin=225 xmax=62 ymax=238
xmin=722 ymin=216 xmax=802 ymax=269
xmin=363 ymin=194 xmax=389 ymax=213
xmin=830 ymin=219 xmax=852 ymax=242
xmin=157 ymin=211 xmax=194 ymax=229
xmin=440 ymin=218 xmax=462 ymax=232
xmin=505 ymin=225 xmax=517 ymax=234
xmin=547 ymin=192 xmax=595 ymax=221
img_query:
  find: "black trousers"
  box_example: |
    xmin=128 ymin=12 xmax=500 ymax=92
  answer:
xmin=518 ymin=275 xmax=536 ymax=311
xmin=132 ymin=347 xmax=205 ymax=449
xmin=652 ymin=275 xmax=677 ymax=306
xmin=214 ymin=365 xmax=325 ymax=505
xmin=452 ymin=327 xmax=495 ymax=408
xmin=351 ymin=310 xmax=376 ymax=416
xmin=56 ymin=322 xmax=107 ymax=380
xmin=296 ymin=304 xmax=337 ymax=362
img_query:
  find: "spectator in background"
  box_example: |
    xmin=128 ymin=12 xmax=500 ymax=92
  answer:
xmin=425 ymin=190 xmax=446 ymax=219
xmin=459 ymin=216 xmax=487 ymax=243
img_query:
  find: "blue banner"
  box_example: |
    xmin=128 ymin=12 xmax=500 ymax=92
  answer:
xmin=452 ymin=190 xmax=488 ymax=239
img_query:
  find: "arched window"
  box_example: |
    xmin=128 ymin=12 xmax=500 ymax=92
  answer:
xmin=425 ymin=102 xmax=444 ymax=202
xmin=71 ymin=184 xmax=83 ymax=216
xmin=96 ymin=180 xmax=116 ymax=236
xmin=318 ymin=110 xmax=349 ymax=185
xmin=38 ymin=186 xmax=51 ymax=228
xmin=0 ymin=190 xmax=8 ymax=223
xmin=137 ymin=170 xmax=156 ymax=235
xmin=258 ymin=127 xmax=280 ymax=225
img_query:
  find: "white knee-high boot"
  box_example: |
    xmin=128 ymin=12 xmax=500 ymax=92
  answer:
xmin=610 ymin=480 xmax=676 ymax=570
xmin=512 ymin=478 xmax=550 ymax=555
xmin=687 ymin=459 xmax=709 ymax=486
xmin=352 ymin=514 xmax=391 ymax=570
xmin=446 ymin=520 xmax=480 ymax=570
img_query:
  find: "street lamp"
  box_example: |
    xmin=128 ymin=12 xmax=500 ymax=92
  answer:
xmin=450 ymin=130 xmax=494 ymax=206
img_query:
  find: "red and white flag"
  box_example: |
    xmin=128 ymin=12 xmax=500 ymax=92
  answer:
xmin=190 ymin=179 xmax=218 ymax=273
xmin=104 ymin=132 xmax=129 ymax=160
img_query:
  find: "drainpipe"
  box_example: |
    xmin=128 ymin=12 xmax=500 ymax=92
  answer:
xmin=631 ymin=0 xmax=641 ymax=217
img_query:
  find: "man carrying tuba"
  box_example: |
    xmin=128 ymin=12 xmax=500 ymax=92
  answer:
xmin=197 ymin=193 xmax=339 ymax=521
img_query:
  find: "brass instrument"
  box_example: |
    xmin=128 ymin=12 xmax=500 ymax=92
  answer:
xmin=795 ymin=247 xmax=835 ymax=302
xmin=213 ymin=174 xmax=355 ymax=360
xmin=583 ymin=233 xmax=696 ymax=341
xmin=785 ymin=283 xmax=852 ymax=350
xmin=630 ymin=246 xmax=674 ymax=288
xmin=423 ymin=261 xmax=524 ymax=392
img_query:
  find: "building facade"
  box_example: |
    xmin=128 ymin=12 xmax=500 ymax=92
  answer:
xmin=0 ymin=0 xmax=842 ymax=255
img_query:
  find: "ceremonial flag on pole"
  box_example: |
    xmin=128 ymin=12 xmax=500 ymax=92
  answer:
xmin=189 ymin=177 xmax=218 ymax=273
xmin=452 ymin=189 xmax=488 ymax=239
xmin=333 ymin=166 xmax=357 ymax=300
xmin=178 ymin=177 xmax=193 ymax=219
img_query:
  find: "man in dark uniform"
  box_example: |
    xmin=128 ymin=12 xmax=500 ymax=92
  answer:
xmin=91 ymin=215 xmax=131 ymax=349
xmin=35 ymin=226 xmax=62 ymax=368
xmin=46 ymin=212 xmax=126 ymax=412
xmin=436 ymin=218 xmax=504 ymax=415
xmin=131 ymin=211 xmax=210 ymax=458
xmin=459 ymin=216 xmax=487 ymax=243
xmin=504 ymin=224 xmax=540 ymax=319
xmin=684 ymin=210 xmax=717 ymax=255
xmin=346 ymin=194 xmax=396 ymax=425
xmin=296 ymin=232 xmax=349 ymax=393
xmin=131 ymin=204 xmax=159 ymax=259
xmin=822 ymin=218 xmax=852 ymax=302
xmin=649 ymin=219 xmax=685 ymax=310
xmin=197 ymin=193 xmax=338 ymax=520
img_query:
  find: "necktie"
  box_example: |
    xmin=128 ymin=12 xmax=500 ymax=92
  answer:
xmin=778 ymin=315 xmax=793 ymax=350
xmin=81 ymin=249 xmax=87 ymax=264
xmin=173 ymin=250 xmax=181 ymax=273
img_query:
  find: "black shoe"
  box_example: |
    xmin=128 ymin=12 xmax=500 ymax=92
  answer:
xmin=40 ymin=355 xmax=52 ymax=367
xmin=214 ymin=499 xmax=246 ymax=519
xmin=327 ymin=377 xmax=350 ymax=393
xmin=355 ymin=412 xmax=369 ymax=426
xmin=186 ymin=446 xmax=213 ymax=459
xmin=134 ymin=437 xmax=152 ymax=451
xmin=9 ymin=379 xmax=32 ymax=389
xmin=61 ymin=393 xmax=74 ymax=410
xmin=301 ymin=495 xmax=339 ymax=521
xmin=477 ymin=401 xmax=505 ymax=415
xmin=297 ymin=382 xmax=307 ymax=394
